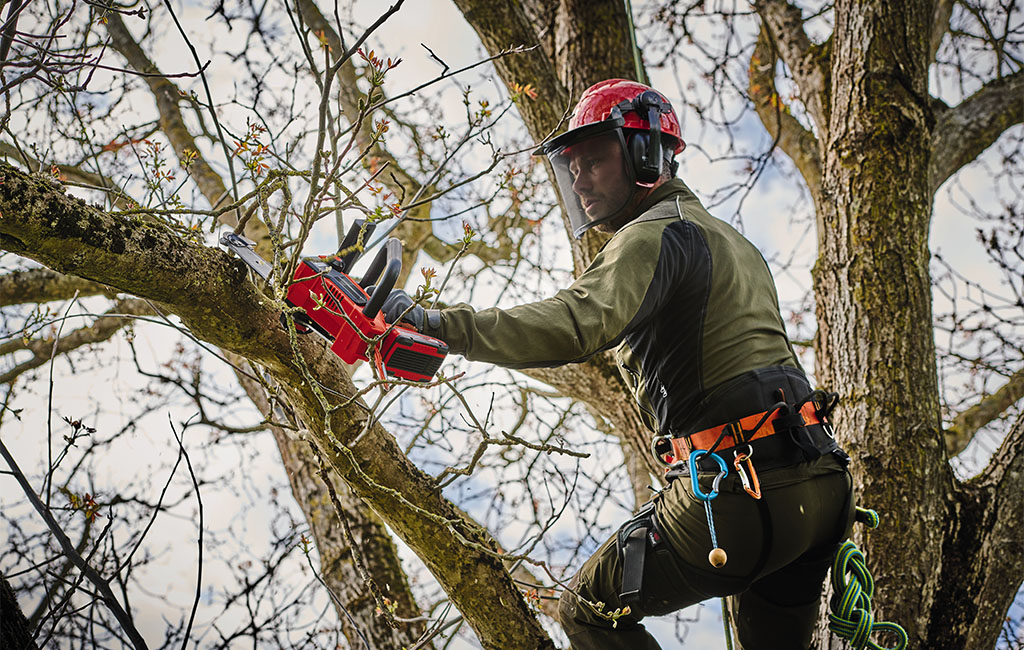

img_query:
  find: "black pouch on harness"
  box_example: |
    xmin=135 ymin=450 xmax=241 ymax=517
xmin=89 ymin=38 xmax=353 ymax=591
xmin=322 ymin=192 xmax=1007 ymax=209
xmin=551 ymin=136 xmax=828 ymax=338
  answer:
xmin=615 ymin=501 xmax=666 ymax=607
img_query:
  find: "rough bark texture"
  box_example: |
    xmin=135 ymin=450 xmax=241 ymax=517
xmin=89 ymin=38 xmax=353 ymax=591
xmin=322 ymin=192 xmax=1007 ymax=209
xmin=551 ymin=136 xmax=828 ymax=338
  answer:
xmin=748 ymin=1 xmax=1024 ymax=648
xmin=0 ymin=161 xmax=554 ymax=649
xmin=816 ymin=3 xmax=945 ymax=641
xmin=229 ymin=355 xmax=429 ymax=649
xmin=1 ymin=570 xmax=39 ymax=650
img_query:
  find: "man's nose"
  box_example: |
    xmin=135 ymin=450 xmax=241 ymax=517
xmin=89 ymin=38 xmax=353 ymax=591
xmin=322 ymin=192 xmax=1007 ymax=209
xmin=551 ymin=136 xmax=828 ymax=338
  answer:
xmin=572 ymin=170 xmax=590 ymax=195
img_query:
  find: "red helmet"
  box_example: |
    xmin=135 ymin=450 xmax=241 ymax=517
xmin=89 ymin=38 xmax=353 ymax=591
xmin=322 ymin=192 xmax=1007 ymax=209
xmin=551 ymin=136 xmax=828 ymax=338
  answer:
xmin=568 ymin=79 xmax=685 ymax=153
xmin=535 ymin=79 xmax=685 ymax=238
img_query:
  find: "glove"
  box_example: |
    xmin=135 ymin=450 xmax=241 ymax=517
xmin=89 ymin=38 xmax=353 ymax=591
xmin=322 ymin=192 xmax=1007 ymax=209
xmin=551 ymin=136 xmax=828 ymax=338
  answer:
xmin=382 ymin=289 xmax=426 ymax=331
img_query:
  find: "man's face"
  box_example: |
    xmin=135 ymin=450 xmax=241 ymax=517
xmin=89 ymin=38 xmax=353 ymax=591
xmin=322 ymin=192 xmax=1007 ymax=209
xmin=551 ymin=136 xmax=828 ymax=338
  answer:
xmin=567 ymin=133 xmax=632 ymax=223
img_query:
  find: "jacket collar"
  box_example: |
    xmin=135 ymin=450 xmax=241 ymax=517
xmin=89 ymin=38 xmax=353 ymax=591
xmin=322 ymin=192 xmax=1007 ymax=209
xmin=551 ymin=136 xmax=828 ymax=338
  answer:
xmin=632 ymin=178 xmax=695 ymax=217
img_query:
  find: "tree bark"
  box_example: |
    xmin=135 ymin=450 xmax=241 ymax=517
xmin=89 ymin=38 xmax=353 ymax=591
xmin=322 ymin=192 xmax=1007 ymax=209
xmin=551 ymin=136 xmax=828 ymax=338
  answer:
xmin=815 ymin=1 xmax=947 ymax=644
xmin=228 ymin=355 xmax=430 ymax=649
xmin=1 ymin=570 xmax=40 ymax=650
xmin=774 ymin=1 xmax=1024 ymax=647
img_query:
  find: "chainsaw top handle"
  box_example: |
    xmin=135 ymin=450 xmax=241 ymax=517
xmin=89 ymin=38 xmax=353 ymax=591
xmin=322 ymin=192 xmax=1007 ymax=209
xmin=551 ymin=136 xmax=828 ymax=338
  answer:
xmin=359 ymin=237 xmax=403 ymax=319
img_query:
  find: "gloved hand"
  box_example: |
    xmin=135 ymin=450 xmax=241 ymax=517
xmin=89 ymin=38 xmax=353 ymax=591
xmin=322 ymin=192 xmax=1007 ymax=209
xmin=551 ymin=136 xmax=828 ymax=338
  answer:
xmin=382 ymin=289 xmax=426 ymax=331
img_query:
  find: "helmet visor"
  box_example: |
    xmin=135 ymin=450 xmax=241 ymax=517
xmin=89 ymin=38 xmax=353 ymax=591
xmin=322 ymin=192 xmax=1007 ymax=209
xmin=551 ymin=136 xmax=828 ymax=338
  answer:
xmin=545 ymin=128 xmax=634 ymax=238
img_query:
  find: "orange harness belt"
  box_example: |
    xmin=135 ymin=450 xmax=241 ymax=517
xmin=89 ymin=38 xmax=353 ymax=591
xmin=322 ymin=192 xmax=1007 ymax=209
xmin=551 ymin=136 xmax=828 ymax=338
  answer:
xmin=671 ymin=401 xmax=822 ymax=461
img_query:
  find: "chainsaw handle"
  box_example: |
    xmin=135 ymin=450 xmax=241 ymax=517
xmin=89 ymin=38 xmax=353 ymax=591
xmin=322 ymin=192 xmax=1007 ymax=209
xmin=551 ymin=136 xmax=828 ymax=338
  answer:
xmin=360 ymin=238 xmax=402 ymax=319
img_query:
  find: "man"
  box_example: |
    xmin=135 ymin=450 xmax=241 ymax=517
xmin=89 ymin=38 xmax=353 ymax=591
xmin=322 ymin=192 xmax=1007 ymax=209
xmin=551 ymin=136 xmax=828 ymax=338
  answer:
xmin=383 ymin=79 xmax=854 ymax=649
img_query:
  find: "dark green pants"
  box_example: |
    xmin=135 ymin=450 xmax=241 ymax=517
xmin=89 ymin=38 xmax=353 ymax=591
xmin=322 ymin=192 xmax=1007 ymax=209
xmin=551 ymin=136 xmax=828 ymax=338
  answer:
xmin=558 ymin=454 xmax=854 ymax=650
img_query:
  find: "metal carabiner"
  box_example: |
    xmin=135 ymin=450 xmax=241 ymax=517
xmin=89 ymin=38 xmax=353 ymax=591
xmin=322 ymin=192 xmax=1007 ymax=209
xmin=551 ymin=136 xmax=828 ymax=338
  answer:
xmin=689 ymin=450 xmax=728 ymax=501
xmin=733 ymin=446 xmax=762 ymax=499
xmin=651 ymin=434 xmax=675 ymax=467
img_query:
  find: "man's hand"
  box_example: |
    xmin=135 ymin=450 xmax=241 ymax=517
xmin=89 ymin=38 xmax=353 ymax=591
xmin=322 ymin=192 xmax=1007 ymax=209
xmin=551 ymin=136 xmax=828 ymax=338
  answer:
xmin=382 ymin=289 xmax=426 ymax=331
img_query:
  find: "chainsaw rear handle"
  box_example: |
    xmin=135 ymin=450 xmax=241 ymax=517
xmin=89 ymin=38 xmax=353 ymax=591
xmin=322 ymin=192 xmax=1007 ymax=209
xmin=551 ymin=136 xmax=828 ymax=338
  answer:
xmin=360 ymin=237 xmax=403 ymax=319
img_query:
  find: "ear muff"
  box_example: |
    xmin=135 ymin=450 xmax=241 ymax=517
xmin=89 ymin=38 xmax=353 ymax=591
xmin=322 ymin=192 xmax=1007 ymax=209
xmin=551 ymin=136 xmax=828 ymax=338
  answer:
xmin=628 ymin=132 xmax=660 ymax=184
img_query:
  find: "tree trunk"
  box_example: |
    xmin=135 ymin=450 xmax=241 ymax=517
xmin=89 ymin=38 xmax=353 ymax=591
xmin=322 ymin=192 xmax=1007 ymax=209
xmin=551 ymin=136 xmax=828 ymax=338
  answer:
xmin=229 ymin=356 xmax=429 ymax=649
xmin=811 ymin=2 xmax=1023 ymax=647
xmin=1 ymin=570 xmax=39 ymax=650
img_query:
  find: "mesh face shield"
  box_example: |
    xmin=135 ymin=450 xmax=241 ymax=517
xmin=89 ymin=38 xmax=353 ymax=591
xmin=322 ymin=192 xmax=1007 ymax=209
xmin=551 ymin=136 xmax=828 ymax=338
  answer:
xmin=537 ymin=119 xmax=636 ymax=238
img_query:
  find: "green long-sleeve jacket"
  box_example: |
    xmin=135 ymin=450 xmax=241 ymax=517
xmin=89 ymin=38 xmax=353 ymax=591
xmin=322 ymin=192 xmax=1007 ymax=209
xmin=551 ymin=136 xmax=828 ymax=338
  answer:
xmin=426 ymin=179 xmax=802 ymax=434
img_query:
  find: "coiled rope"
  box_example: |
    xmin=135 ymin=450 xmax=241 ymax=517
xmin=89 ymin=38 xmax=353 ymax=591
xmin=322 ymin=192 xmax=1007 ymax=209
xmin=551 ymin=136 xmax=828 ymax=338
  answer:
xmin=828 ymin=508 xmax=908 ymax=650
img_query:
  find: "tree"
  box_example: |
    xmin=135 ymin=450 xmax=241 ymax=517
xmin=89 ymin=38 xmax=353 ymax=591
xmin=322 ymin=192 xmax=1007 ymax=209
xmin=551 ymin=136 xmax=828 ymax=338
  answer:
xmin=1 ymin=1 xmax=1021 ymax=649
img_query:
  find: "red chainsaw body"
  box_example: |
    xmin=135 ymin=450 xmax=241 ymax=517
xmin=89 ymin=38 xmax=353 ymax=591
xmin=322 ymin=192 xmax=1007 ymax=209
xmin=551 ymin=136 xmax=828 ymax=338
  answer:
xmin=287 ymin=260 xmax=448 ymax=382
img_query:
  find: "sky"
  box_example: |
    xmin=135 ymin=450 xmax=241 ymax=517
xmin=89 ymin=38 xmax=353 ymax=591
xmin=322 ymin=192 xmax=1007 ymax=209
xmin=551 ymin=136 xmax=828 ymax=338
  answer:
xmin=2 ymin=0 xmax=1021 ymax=648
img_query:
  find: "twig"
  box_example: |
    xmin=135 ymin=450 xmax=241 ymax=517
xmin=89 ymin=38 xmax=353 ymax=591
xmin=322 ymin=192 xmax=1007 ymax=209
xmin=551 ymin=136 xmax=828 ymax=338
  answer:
xmin=0 ymin=438 xmax=150 ymax=650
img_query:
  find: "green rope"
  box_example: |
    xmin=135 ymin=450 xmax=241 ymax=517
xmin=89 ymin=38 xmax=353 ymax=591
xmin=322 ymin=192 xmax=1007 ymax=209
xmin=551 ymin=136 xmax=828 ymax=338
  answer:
xmin=622 ymin=0 xmax=648 ymax=85
xmin=721 ymin=597 xmax=734 ymax=650
xmin=828 ymin=509 xmax=908 ymax=650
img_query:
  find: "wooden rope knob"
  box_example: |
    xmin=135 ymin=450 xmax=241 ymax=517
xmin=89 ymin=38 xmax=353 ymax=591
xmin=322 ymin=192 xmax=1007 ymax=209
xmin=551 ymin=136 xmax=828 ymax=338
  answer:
xmin=708 ymin=547 xmax=727 ymax=568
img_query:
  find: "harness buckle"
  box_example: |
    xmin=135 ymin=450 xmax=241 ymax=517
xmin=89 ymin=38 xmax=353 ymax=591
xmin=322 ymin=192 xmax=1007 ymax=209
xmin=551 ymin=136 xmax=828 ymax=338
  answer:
xmin=616 ymin=501 xmax=664 ymax=606
xmin=651 ymin=434 xmax=675 ymax=467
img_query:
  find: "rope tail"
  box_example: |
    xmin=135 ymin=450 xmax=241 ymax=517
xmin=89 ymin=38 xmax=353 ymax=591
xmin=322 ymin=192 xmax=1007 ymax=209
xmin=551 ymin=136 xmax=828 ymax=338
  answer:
xmin=828 ymin=508 xmax=908 ymax=650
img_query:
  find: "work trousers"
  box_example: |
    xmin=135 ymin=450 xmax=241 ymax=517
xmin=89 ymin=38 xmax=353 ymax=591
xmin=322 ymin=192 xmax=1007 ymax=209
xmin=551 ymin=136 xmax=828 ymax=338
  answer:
xmin=558 ymin=453 xmax=854 ymax=650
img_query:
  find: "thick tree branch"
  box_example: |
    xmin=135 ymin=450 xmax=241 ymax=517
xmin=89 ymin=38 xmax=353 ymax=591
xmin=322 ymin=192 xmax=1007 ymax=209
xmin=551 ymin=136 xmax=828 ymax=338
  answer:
xmin=0 ymin=141 xmax=134 ymax=208
xmin=945 ymin=367 xmax=1024 ymax=456
xmin=937 ymin=410 xmax=1024 ymax=648
xmin=451 ymin=0 xmax=570 ymax=144
xmin=749 ymin=25 xmax=822 ymax=200
xmin=0 ymin=268 xmax=111 ymax=307
xmin=0 ymin=161 xmax=554 ymax=649
xmin=753 ymin=0 xmax=831 ymax=133
xmin=0 ymin=298 xmax=150 ymax=385
xmin=929 ymin=0 xmax=955 ymax=62
xmin=929 ymin=69 xmax=1024 ymax=194
xmin=103 ymin=12 xmax=271 ymax=250
xmin=226 ymin=353 xmax=430 ymax=648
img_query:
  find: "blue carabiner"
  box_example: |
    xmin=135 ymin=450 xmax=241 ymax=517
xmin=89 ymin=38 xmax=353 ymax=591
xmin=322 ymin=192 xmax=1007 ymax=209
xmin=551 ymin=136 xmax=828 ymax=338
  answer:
xmin=689 ymin=450 xmax=729 ymax=501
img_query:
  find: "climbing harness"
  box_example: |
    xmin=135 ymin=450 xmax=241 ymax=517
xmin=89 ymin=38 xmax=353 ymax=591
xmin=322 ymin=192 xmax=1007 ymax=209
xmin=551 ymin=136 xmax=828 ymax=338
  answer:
xmin=615 ymin=500 xmax=666 ymax=606
xmin=828 ymin=508 xmax=908 ymax=650
xmin=655 ymin=389 xmax=845 ymax=476
xmin=689 ymin=449 xmax=729 ymax=567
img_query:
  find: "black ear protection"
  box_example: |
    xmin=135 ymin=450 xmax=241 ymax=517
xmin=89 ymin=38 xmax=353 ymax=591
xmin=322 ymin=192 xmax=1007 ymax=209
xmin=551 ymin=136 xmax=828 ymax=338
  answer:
xmin=618 ymin=90 xmax=676 ymax=184
xmin=627 ymin=132 xmax=660 ymax=184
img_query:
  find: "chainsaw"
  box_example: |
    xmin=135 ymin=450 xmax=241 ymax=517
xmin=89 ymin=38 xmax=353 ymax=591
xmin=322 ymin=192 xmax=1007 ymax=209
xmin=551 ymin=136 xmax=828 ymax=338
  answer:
xmin=220 ymin=221 xmax=448 ymax=383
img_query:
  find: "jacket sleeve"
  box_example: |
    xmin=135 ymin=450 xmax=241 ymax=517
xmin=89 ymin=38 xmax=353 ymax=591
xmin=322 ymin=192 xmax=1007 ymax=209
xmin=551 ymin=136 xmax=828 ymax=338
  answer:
xmin=432 ymin=222 xmax=676 ymax=368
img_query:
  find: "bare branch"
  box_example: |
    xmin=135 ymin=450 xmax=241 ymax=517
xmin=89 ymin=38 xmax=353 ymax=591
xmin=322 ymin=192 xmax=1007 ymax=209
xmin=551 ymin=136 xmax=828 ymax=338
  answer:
xmin=0 ymin=438 xmax=150 ymax=649
xmin=930 ymin=0 xmax=955 ymax=62
xmin=753 ymin=0 xmax=831 ymax=132
xmin=0 ymin=268 xmax=111 ymax=307
xmin=749 ymin=25 xmax=822 ymax=199
xmin=102 ymin=11 xmax=271 ymax=250
xmin=0 ymin=160 xmax=555 ymax=650
xmin=946 ymin=367 xmax=1024 ymax=456
xmin=0 ymin=299 xmax=150 ymax=385
xmin=930 ymin=69 xmax=1024 ymax=194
